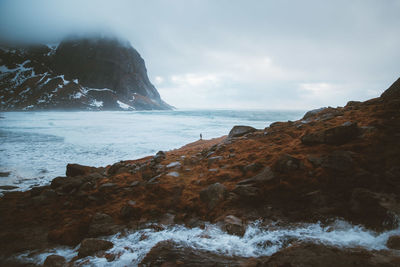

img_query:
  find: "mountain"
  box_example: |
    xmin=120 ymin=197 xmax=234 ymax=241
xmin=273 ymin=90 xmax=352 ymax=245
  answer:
xmin=0 ymin=36 xmax=172 ymax=110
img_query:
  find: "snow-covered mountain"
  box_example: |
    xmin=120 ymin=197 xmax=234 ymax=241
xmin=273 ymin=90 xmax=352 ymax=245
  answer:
xmin=0 ymin=36 xmax=172 ymax=111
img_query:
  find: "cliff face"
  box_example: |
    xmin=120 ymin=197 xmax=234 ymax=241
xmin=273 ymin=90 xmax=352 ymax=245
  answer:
xmin=0 ymin=36 xmax=171 ymax=110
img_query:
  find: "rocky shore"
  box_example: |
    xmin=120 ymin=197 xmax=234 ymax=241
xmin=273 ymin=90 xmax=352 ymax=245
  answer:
xmin=1 ymin=78 xmax=400 ymax=266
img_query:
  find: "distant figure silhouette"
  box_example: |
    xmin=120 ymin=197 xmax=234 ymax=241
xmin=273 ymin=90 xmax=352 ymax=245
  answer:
xmin=200 ymin=133 xmax=203 ymax=140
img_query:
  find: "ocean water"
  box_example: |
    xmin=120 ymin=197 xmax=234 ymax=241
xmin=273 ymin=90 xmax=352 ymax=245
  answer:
xmin=0 ymin=109 xmax=304 ymax=192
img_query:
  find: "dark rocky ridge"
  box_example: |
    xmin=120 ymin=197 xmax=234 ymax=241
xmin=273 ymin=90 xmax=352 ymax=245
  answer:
xmin=0 ymin=36 xmax=171 ymax=110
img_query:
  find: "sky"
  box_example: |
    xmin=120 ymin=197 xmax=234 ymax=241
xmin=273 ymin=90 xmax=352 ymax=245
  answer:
xmin=0 ymin=0 xmax=399 ymax=110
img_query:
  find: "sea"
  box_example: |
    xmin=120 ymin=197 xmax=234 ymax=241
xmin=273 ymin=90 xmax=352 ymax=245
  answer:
xmin=0 ymin=109 xmax=304 ymax=192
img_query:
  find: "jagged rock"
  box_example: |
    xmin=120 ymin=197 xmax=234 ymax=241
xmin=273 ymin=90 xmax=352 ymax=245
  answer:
xmin=301 ymin=122 xmax=360 ymax=145
xmin=228 ymin=125 xmax=256 ymax=138
xmin=274 ymin=154 xmax=301 ymax=173
xmin=200 ymin=183 xmax=227 ymax=210
xmin=78 ymin=238 xmax=113 ymax=258
xmin=51 ymin=176 xmax=85 ymax=193
xmin=107 ymin=162 xmax=126 ymax=176
xmin=43 ymin=255 xmax=66 ymax=267
xmin=302 ymin=107 xmax=328 ymax=120
xmin=223 ymin=215 xmax=246 ymax=236
xmin=66 ymin=163 xmax=98 ymax=177
xmin=387 ymin=236 xmax=400 ymax=250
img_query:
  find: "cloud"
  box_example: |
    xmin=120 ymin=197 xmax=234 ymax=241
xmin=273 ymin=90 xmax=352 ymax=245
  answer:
xmin=0 ymin=0 xmax=399 ymax=109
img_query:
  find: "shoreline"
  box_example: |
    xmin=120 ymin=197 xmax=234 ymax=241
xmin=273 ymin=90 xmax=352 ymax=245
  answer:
xmin=1 ymin=78 xmax=400 ymax=266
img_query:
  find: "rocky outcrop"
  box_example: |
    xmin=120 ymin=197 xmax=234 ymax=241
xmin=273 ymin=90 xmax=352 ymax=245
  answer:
xmin=77 ymin=238 xmax=113 ymax=258
xmin=0 ymin=35 xmax=171 ymax=110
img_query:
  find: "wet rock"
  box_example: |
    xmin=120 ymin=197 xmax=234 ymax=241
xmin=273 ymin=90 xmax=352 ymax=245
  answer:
xmin=321 ymin=151 xmax=353 ymax=172
xmin=139 ymin=240 xmax=255 ymax=266
xmin=78 ymin=238 xmax=113 ymax=258
xmin=0 ymin=171 xmax=11 ymax=177
xmin=302 ymin=122 xmax=360 ymax=145
xmin=266 ymin=243 xmax=398 ymax=267
xmin=66 ymin=163 xmax=98 ymax=177
xmin=274 ymin=154 xmax=301 ymax=173
xmin=48 ymin=218 xmax=91 ymax=246
xmin=0 ymin=185 xmax=18 ymax=190
xmin=223 ymin=215 xmax=246 ymax=236
xmin=350 ymin=188 xmax=396 ymax=230
xmin=228 ymin=125 xmax=256 ymax=138
xmin=200 ymin=182 xmax=227 ymax=210
xmin=43 ymin=254 xmax=66 ymax=267
xmin=88 ymin=213 xmax=119 ymax=237
xmin=387 ymin=235 xmax=400 ymax=250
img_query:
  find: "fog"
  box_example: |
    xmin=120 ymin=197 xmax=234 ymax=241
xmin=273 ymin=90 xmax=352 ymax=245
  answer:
xmin=1 ymin=0 xmax=399 ymax=109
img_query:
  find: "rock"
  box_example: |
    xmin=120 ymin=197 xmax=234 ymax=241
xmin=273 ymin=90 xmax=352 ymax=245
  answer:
xmin=30 ymin=186 xmax=47 ymax=197
xmin=98 ymin=183 xmax=117 ymax=191
xmin=47 ymin=218 xmax=91 ymax=246
xmin=350 ymin=188 xmax=396 ymax=230
xmin=243 ymin=162 xmax=263 ymax=173
xmin=266 ymin=243 xmax=398 ymax=267
xmin=66 ymin=163 xmax=97 ymax=177
xmin=0 ymin=185 xmax=18 ymax=190
xmin=381 ymin=77 xmax=400 ymax=100
xmin=43 ymin=254 xmax=66 ymax=267
xmin=107 ymin=162 xmax=126 ymax=176
xmin=0 ymin=171 xmax=11 ymax=177
xmin=237 ymin=166 xmax=275 ymax=185
xmin=208 ymin=156 xmax=223 ymax=166
xmin=167 ymin=172 xmax=180 ymax=177
xmin=228 ymin=125 xmax=256 ymax=138
xmin=139 ymin=240 xmax=255 ymax=266
xmin=307 ymin=155 xmax=323 ymax=166
xmin=88 ymin=213 xmax=119 ymax=237
xmin=120 ymin=204 xmax=140 ymax=220
xmin=302 ymin=107 xmax=328 ymax=120
xmin=50 ymin=176 xmax=84 ymax=193
xmin=301 ymin=122 xmax=360 ymax=145
xmin=167 ymin=161 xmax=181 ymax=168
xmin=223 ymin=215 xmax=246 ymax=236
xmin=233 ymin=184 xmax=260 ymax=198
xmin=200 ymin=183 xmax=227 ymax=210
xmin=321 ymin=151 xmax=353 ymax=172
xmin=387 ymin=236 xmax=400 ymax=250
xmin=78 ymin=238 xmax=113 ymax=258
xmin=152 ymin=151 xmax=166 ymax=164
xmin=274 ymin=154 xmax=301 ymax=173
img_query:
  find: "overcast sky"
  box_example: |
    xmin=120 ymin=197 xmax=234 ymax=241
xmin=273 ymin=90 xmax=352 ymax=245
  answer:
xmin=0 ymin=0 xmax=399 ymax=109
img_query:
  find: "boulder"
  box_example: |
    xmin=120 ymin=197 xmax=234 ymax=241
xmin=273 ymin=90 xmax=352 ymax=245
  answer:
xmin=228 ymin=125 xmax=256 ymax=138
xmin=387 ymin=235 xmax=400 ymax=250
xmin=78 ymin=238 xmax=113 ymax=258
xmin=301 ymin=122 xmax=360 ymax=145
xmin=274 ymin=154 xmax=301 ymax=173
xmin=233 ymin=184 xmax=260 ymax=198
xmin=66 ymin=163 xmax=98 ymax=177
xmin=152 ymin=151 xmax=166 ymax=164
xmin=88 ymin=213 xmax=119 ymax=237
xmin=199 ymin=183 xmax=227 ymax=210
xmin=43 ymin=255 xmax=67 ymax=267
xmin=50 ymin=176 xmax=85 ymax=194
xmin=237 ymin=166 xmax=275 ymax=185
xmin=223 ymin=215 xmax=246 ymax=236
